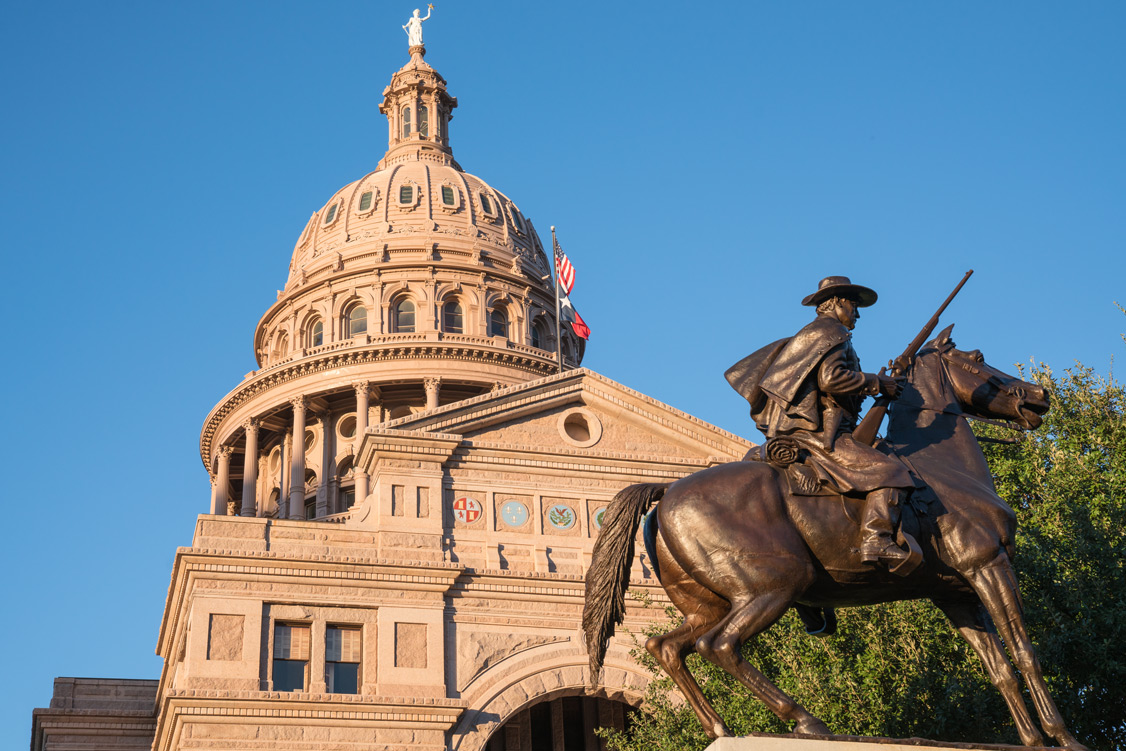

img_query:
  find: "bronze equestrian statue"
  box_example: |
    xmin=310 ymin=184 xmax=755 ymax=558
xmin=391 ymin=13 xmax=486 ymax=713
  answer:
xmin=583 ymin=274 xmax=1088 ymax=750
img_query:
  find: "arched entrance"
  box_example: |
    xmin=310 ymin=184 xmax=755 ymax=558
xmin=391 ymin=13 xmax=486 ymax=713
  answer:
xmin=485 ymin=694 xmax=635 ymax=751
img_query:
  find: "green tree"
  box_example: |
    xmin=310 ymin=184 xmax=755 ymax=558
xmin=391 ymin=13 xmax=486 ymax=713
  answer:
xmin=604 ymin=364 xmax=1126 ymax=751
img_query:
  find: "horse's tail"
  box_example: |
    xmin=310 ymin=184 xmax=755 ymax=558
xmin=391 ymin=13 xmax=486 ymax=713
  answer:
xmin=582 ymin=482 xmax=669 ymax=684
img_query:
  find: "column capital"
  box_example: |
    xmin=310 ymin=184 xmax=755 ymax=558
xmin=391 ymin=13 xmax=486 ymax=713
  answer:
xmin=290 ymin=395 xmax=308 ymax=411
xmin=242 ymin=417 xmax=260 ymax=432
xmin=217 ymin=445 xmax=235 ymax=459
xmin=424 ymin=376 xmax=442 ymax=390
xmin=352 ymin=380 xmax=370 ymax=394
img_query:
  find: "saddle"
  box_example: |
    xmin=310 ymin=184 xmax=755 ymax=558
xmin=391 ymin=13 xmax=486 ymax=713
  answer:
xmin=742 ymin=438 xmax=835 ymax=497
xmin=745 ymin=436 xmax=931 ymax=577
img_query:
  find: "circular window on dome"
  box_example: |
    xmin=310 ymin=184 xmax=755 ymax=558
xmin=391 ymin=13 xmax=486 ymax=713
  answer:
xmin=557 ymin=407 xmax=602 ymax=448
xmin=338 ymin=415 xmax=357 ymax=440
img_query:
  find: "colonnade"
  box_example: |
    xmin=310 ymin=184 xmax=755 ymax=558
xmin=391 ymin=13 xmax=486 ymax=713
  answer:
xmin=209 ymin=378 xmax=443 ymax=518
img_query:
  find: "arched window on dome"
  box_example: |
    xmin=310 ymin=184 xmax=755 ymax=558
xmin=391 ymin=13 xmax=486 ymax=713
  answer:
xmin=392 ymin=298 xmax=415 ymax=333
xmin=271 ymin=332 xmax=289 ymax=364
xmin=345 ymin=304 xmax=367 ymax=338
xmin=442 ymin=300 xmax=464 ymax=334
xmin=489 ymin=307 xmax=508 ymax=338
xmin=401 ymin=106 xmax=412 ymax=138
xmin=308 ymin=318 xmax=324 ymax=348
xmin=418 ymin=106 xmax=429 ymax=138
xmin=531 ymin=318 xmax=548 ymax=350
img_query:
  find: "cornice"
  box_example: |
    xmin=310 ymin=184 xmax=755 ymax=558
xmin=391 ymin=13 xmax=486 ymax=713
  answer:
xmin=199 ymin=339 xmax=559 ymax=468
xmin=153 ymin=691 xmax=465 ymax=751
xmin=385 ymin=367 xmax=754 ymax=459
xmin=156 ymin=538 xmax=464 ymax=658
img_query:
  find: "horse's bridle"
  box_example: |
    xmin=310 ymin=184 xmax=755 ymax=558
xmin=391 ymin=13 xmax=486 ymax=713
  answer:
xmin=894 ymin=349 xmax=1026 ymax=435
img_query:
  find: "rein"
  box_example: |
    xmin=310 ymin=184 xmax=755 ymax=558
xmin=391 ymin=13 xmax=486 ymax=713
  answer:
xmin=887 ymin=352 xmax=1027 ymax=437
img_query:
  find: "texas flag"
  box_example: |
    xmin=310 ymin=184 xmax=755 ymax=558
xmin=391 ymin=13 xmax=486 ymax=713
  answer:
xmin=560 ymin=293 xmax=590 ymax=340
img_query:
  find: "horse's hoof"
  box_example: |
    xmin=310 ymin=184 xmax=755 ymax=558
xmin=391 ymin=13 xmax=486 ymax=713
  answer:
xmin=794 ymin=716 xmax=831 ymax=736
xmin=1056 ymin=734 xmax=1089 ymax=751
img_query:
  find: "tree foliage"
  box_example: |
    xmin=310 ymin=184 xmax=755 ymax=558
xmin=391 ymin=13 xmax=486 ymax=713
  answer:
xmin=604 ymin=364 xmax=1126 ymax=751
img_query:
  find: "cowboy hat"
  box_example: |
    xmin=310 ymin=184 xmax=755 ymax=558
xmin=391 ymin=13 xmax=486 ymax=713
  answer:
xmin=801 ymin=275 xmax=878 ymax=307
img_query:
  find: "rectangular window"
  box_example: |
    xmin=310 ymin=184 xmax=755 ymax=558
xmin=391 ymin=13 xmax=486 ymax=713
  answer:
xmin=479 ymin=193 xmax=492 ymax=214
xmin=325 ymin=626 xmax=362 ymax=694
xmin=273 ymin=623 xmax=310 ymax=692
xmin=305 ymin=499 xmax=316 ymax=520
xmin=399 ymin=185 xmax=413 ymax=204
xmin=341 ymin=488 xmax=356 ymax=509
xmin=324 ymin=204 xmax=338 ymax=224
xmin=441 ymin=186 xmax=455 ymax=206
xmin=359 ymin=191 xmax=373 ymax=211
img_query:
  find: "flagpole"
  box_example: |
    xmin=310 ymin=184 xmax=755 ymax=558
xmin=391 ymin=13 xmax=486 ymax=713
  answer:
xmin=551 ymin=226 xmax=563 ymax=374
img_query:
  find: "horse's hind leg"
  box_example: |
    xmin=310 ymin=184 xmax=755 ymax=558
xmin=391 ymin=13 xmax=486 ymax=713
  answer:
xmin=696 ymin=585 xmax=830 ymax=735
xmin=647 ymin=538 xmax=732 ymax=738
xmin=969 ymin=559 xmax=1089 ymax=751
xmin=934 ymin=598 xmax=1043 ymax=747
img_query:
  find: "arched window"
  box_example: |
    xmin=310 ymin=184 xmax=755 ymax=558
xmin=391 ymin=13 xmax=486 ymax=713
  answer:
xmin=346 ymin=305 xmax=367 ymax=338
xmin=442 ymin=300 xmax=464 ymax=334
xmin=531 ymin=319 xmax=548 ymax=350
xmin=418 ymin=105 xmax=429 ymax=137
xmin=309 ymin=319 xmax=323 ymax=348
xmin=401 ymin=106 xmax=412 ymax=138
xmin=392 ymin=298 xmax=415 ymax=333
xmin=489 ymin=308 xmax=508 ymax=338
xmin=271 ymin=332 xmax=289 ymax=362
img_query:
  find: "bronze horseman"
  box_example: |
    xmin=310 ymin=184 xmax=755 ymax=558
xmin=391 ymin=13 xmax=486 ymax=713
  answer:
xmin=728 ymin=276 xmax=917 ymax=570
xmin=583 ymin=273 xmax=1088 ymax=749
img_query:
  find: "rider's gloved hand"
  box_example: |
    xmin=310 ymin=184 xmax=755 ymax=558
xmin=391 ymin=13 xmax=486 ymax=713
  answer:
xmin=877 ymin=374 xmax=903 ymax=400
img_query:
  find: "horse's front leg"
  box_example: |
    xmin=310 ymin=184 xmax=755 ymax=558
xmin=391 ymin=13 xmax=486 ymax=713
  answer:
xmin=968 ymin=557 xmax=1089 ymax=751
xmin=933 ymin=598 xmax=1042 ymax=747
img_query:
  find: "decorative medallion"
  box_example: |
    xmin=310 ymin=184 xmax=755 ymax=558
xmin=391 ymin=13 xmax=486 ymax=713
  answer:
xmin=548 ymin=504 xmax=576 ymax=530
xmin=593 ymin=506 xmax=606 ymax=531
xmin=453 ymin=496 xmax=482 ymax=524
xmin=500 ymin=500 xmax=529 ymax=527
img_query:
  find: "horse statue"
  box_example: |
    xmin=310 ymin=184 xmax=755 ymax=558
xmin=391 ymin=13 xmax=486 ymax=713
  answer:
xmin=583 ymin=325 xmax=1088 ymax=750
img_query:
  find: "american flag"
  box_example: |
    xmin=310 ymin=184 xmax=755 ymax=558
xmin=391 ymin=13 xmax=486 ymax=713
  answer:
xmin=553 ymin=235 xmax=575 ymax=294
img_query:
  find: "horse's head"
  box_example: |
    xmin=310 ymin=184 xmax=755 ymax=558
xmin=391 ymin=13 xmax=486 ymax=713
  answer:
xmin=920 ymin=324 xmax=1050 ymax=430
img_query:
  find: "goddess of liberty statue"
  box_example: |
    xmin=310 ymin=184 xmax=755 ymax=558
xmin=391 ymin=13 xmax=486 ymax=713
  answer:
xmin=403 ymin=5 xmax=433 ymax=48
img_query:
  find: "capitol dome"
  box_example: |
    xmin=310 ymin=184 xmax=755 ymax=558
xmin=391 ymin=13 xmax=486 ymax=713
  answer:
xmin=201 ymin=45 xmax=585 ymax=521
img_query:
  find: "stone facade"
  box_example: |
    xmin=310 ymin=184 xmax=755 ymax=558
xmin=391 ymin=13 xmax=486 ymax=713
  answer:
xmin=31 ymin=41 xmax=753 ymax=751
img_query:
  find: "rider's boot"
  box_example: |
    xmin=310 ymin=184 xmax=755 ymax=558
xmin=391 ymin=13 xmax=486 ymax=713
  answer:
xmin=859 ymin=488 xmax=911 ymax=567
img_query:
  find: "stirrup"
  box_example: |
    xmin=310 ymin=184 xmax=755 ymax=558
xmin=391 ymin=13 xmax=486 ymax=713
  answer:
xmin=861 ymin=534 xmax=923 ymax=576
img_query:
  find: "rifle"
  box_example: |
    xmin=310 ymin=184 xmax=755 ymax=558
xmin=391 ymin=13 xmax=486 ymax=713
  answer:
xmin=852 ymin=270 xmax=974 ymax=446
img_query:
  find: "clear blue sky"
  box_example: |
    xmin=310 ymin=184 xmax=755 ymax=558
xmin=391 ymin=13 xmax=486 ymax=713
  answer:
xmin=2 ymin=2 xmax=1123 ymax=745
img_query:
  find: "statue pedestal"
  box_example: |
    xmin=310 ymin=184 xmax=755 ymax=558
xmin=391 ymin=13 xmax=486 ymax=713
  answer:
xmin=708 ymin=734 xmax=1046 ymax=751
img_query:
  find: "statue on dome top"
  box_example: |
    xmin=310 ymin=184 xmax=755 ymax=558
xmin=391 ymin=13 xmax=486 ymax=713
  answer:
xmin=403 ymin=5 xmax=433 ymax=48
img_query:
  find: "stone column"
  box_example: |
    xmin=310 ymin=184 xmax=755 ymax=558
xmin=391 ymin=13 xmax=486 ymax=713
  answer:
xmin=317 ymin=412 xmax=334 ymax=518
xmin=279 ymin=429 xmax=291 ymax=518
xmin=424 ymin=377 xmax=441 ymax=410
xmin=353 ymin=382 xmax=371 ymax=504
xmin=289 ymin=397 xmax=307 ymax=520
xmin=212 ymin=446 xmax=233 ymax=514
xmin=240 ymin=419 xmax=259 ymax=517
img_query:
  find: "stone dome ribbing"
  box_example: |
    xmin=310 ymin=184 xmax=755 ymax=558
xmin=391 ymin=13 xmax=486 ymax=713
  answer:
xmin=285 ymin=162 xmax=550 ymax=290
